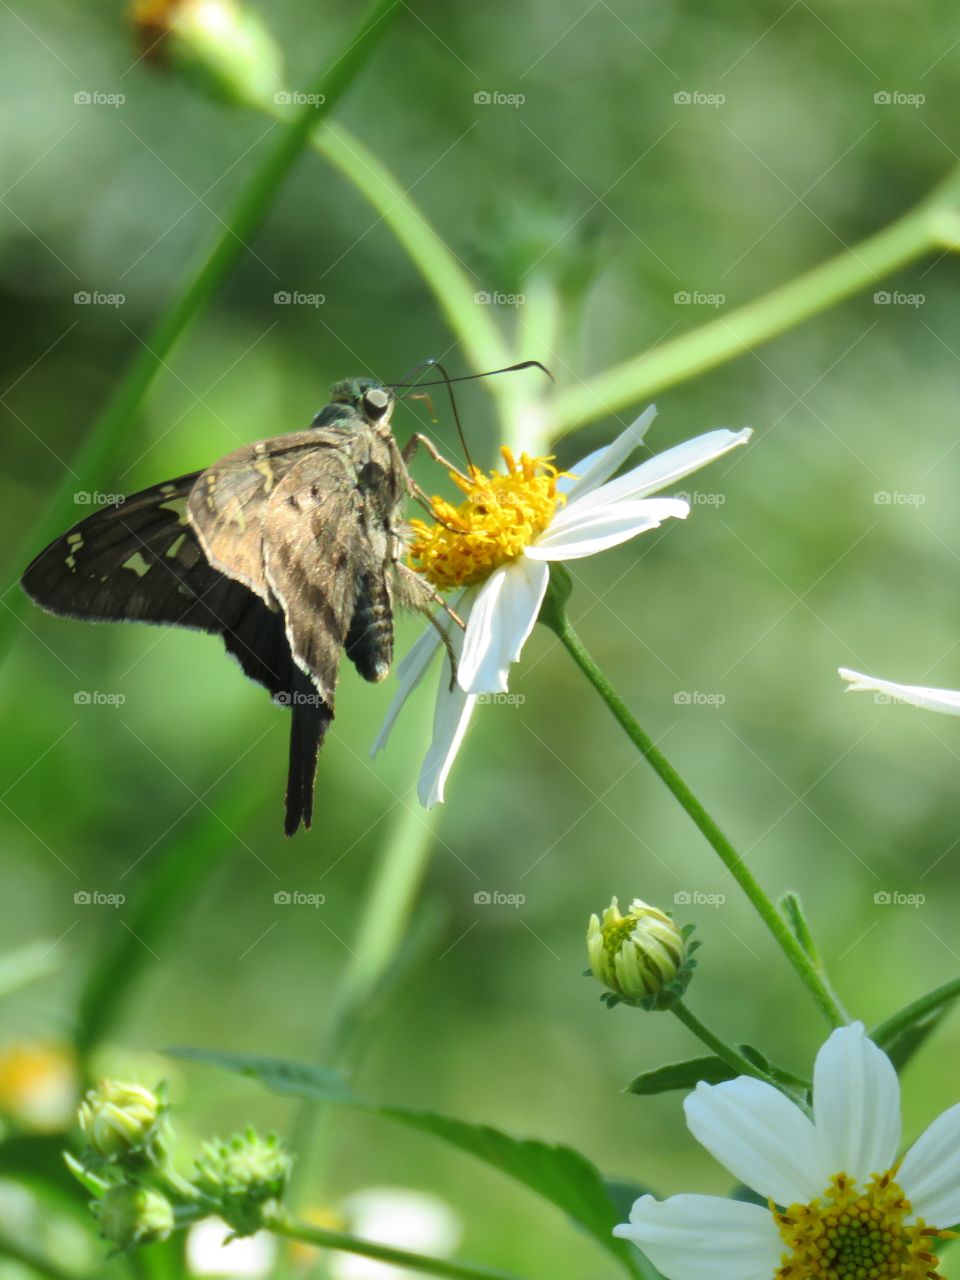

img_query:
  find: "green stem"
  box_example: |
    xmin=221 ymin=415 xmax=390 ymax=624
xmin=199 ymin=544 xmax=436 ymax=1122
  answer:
xmin=670 ymin=1000 xmax=775 ymax=1083
xmin=542 ymin=592 xmax=845 ymax=1027
xmin=550 ymin=177 xmax=960 ymax=433
xmin=779 ymin=892 xmax=849 ymax=1021
xmin=265 ymin=1211 xmax=525 ymax=1280
xmin=872 ymin=976 xmax=960 ymax=1049
xmin=289 ymin=802 xmax=439 ymax=1199
xmin=0 ymin=0 xmax=403 ymax=670
xmin=309 ymin=123 xmax=513 ymax=382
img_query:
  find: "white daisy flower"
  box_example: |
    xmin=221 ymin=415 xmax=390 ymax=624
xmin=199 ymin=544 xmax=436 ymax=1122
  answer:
xmin=615 ymin=1022 xmax=958 ymax=1280
xmin=374 ymin=406 xmax=752 ymax=807
xmin=839 ymin=667 xmax=960 ymax=715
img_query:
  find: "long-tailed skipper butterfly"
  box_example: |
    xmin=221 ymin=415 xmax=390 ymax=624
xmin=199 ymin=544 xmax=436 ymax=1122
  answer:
xmin=21 ymin=362 xmax=548 ymax=835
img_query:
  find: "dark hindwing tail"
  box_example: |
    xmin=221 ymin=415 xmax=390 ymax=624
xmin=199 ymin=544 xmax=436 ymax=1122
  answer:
xmin=285 ymin=669 xmax=332 ymax=837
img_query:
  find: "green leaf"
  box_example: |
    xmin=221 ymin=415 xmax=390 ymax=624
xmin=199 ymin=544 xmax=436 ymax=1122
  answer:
xmin=878 ymin=1008 xmax=949 ymax=1073
xmin=170 ymin=1049 xmax=645 ymax=1279
xmin=625 ymin=1056 xmax=735 ymax=1095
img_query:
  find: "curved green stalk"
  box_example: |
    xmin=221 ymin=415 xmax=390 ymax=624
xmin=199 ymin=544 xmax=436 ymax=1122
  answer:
xmin=310 ymin=123 xmax=513 ymax=383
xmin=265 ymin=1210 xmax=526 ymax=1280
xmin=0 ymin=0 xmax=404 ymax=671
xmin=872 ymin=976 xmax=960 ymax=1048
xmin=550 ymin=169 xmax=960 ymax=433
xmin=670 ymin=1000 xmax=779 ymax=1085
xmin=540 ymin=581 xmax=846 ymax=1028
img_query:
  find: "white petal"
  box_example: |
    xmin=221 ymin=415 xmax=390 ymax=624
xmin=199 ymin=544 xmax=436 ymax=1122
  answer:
xmin=458 ymin=560 xmax=549 ymax=695
xmin=560 ymin=405 xmax=658 ymax=501
xmin=685 ymin=1078 xmax=823 ymax=1206
xmin=813 ymin=1022 xmax=900 ymax=1186
xmin=525 ymin=498 xmax=689 ymax=561
xmin=573 ymin=428 xmax=753 ymax=511
xmin=614 ymin=1194 xmax=780 ymax=1280
xmin=838 ymin=667 xmax=960 ymax=715
xmin=418 ymin=623 xmax=475 ymax=808
xmin=371 ymin=594 xmax=467 ymax=756
xmin=898 ymin=1102 xmax=960 ymax=1227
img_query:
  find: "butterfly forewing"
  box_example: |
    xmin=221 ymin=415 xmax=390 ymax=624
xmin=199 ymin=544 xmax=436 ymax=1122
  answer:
xmin=187 ymin=433 xmax=331 ymax=604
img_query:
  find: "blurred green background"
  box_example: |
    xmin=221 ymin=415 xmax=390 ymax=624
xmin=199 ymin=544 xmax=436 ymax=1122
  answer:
xmin=3 ymin=0 xmax=960 ymax=1276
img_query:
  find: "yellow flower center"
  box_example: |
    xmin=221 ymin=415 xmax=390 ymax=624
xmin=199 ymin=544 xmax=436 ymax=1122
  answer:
xmin=773 ymin=1170 xmax=952 ymax=1279
xmin=408 ymin=448 xmax=566 ymax=589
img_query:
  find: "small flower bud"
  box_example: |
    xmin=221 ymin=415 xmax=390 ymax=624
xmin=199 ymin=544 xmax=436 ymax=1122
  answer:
xmin=95 ymin=1184 xmax=175 ymax=1248
xmin=194 ymin=1128 xmax=292 ymax=1236
xmin=587 ymin=897 xmax=694 ymax=1009
xmin=79 ymin=1081 xmax=162 ymax=1162
xmin=132 ymin=0 xmax=285 ymax=112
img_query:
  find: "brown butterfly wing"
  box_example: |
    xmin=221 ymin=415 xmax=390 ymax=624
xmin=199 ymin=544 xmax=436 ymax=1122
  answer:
xmin=187 ymin=432 xmax=329 ymax=604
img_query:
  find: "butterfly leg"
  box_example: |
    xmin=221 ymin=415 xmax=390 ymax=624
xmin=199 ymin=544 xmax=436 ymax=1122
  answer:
xmin=402 ymin=432 xmax=472 ymax=484
xmin=395 ymin=562 xmax=463 ymax=690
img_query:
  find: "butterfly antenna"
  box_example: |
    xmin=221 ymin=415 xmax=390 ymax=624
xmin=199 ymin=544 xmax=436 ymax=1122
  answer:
xmin=392 ymin=358 xmax=554 ymax=390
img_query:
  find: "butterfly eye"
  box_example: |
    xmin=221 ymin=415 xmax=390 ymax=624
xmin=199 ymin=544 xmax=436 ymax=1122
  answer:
xmin=362 ymin=387 xmax=390 ymax=419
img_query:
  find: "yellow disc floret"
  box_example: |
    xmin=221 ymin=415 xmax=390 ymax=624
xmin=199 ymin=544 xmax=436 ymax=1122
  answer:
xmin=409 ymin=448 xmax=567 ymax=589
xmin=773 ymin=1169 xmax=953 ymax=1279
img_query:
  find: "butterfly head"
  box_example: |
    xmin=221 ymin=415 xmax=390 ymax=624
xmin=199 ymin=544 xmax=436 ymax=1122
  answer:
xmin=328 ymin=377 xmax=395 ymax=431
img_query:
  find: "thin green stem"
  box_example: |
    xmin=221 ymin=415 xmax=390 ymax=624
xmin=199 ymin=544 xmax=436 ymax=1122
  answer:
xmin=308 ymin=123 xmax=513 ymax=382
xmin=670 ymin=1000 xmax=775 ymax=1083
xmin=779 ymin=892 xmax=849 ymax=1021
xmin=872 ymin=976 xmax=960 ymax=1049
xmin=0 ymin=0 xmax=403 ymax=670
xmin=544 ymin=600 xmax=845 ymax=1027
xmin=289 ymin=801 xmax=438 ymax=1199
xmin=265 ymin=1211 xmax=525 ymax=1280
xmin=550 ymin=179 xmax=960 ymax=433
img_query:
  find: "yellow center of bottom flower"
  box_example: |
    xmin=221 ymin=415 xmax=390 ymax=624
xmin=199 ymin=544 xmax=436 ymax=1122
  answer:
xmin=773 ymin=1170 xmax=951 ymax=1279
xmin=408 ymin=448 xmax=565 ymax=589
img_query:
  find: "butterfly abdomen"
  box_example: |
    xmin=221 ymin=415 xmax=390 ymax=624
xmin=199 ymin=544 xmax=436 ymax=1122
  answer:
xmin=345 ymin=572 xmax=394 ymax=682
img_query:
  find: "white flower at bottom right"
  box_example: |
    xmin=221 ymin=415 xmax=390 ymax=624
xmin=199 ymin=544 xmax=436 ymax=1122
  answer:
xmin=615 ymin=1023 xmax=960 ymax=1280
xmin=839 ymin=667 xmax=960 ymax=715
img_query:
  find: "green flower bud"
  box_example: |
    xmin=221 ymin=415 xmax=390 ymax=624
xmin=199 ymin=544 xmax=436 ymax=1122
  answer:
xmin=587 ymin=897 xmax=694 ymax=1009
xmin=95 ymin=1184 xmax=175 ymax=1249
xmin=194 ymin=1128 xmax=291 ymax=1236
xmin=133 ymin=0 xmax=285 ymax=112
xmin=79 ymin=1081 xmax=163 ymax=1163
